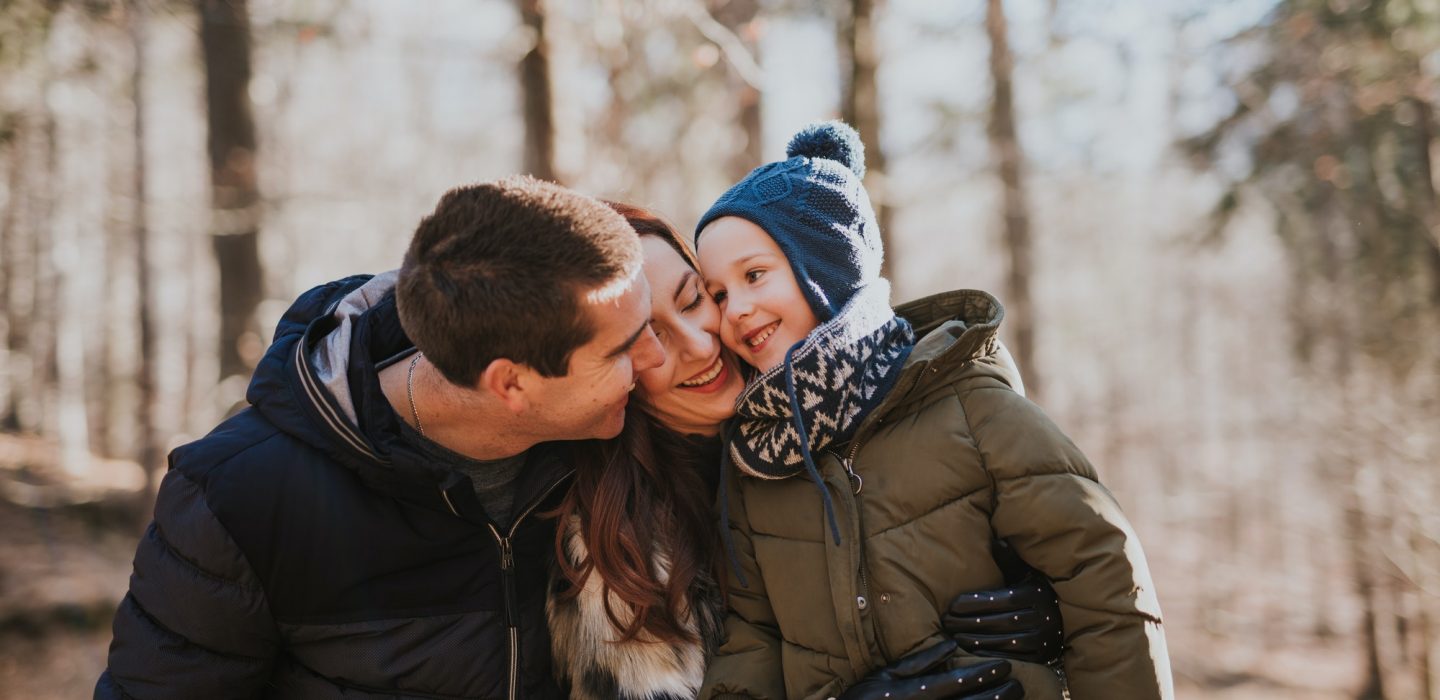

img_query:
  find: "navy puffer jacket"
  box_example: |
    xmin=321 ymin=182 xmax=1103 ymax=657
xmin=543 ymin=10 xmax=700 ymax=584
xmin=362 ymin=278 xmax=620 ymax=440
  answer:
xmin=97 ymin=273 xmax=570 ymax=699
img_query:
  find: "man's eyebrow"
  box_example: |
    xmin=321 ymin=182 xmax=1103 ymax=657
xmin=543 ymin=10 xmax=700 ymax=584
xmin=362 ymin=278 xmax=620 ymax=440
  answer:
xmin=673 ymin=270 xmax=696 ymax=301
xmin=605 ymin=321 xmax=651 ymax=359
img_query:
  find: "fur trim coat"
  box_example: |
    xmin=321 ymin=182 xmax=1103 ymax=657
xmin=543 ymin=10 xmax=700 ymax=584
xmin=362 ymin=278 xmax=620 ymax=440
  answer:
xmin=548 ymin=515 xmax=725 ymax=700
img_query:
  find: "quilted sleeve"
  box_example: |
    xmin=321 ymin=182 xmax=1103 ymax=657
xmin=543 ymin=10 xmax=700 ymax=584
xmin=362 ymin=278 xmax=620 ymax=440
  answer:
xmin=96 ymin=468 xmax=280 ymax=700
xmin=965 ymin=385 xmax=1173 ymax=700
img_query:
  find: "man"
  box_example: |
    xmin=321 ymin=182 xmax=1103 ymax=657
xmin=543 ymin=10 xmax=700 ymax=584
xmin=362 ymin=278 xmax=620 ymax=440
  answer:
xmin=96 ymin=176 xmax=665 ymax=699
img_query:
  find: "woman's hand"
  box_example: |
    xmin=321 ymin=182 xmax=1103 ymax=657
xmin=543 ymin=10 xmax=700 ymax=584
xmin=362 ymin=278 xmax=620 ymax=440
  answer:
xmin=942 ymin=577 xmax=1064 ymax=666
xmin=837 ymin=640 xmax=1022 ymax=700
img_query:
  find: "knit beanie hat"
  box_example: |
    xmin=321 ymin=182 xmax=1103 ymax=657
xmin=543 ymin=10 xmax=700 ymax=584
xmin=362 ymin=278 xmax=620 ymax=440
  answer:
xmin=695 ymin=120 xmax=884 ymax=322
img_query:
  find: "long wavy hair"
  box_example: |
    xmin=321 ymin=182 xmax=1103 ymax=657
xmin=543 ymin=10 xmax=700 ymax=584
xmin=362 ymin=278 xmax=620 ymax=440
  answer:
xmin=549 ymin=202 xmax=726 ymax=644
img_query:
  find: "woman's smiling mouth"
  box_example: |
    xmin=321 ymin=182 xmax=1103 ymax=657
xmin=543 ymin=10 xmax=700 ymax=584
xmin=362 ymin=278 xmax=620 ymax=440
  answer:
xmin=678 ymin=356 xmax=730 ymax=392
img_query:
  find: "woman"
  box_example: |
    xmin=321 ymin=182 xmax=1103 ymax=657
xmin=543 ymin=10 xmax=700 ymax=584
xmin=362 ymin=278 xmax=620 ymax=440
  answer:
xmin=546 ymin=203 xmax=1062 ymax=699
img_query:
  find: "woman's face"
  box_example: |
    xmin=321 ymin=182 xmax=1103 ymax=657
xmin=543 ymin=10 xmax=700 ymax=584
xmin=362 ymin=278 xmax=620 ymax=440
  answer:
xmin=633 ymin=236 xmax=745 ymax=436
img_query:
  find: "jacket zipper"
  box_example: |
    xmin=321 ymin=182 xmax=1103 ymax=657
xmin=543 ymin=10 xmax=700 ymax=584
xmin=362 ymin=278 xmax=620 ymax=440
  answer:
xmin=837 ymin=436 xmax=895 ymax=665
xmin=838 ymin=441 xmax=868 ymax=599
xmin=488 ymin=524 xmax=519 ymax=700
xmin=480 ymin=473 xmax=572 ymax=700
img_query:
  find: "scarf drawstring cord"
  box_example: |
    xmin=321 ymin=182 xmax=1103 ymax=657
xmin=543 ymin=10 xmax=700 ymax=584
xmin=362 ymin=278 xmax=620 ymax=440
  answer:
xmin=782 ymin=341 xmax=845 ymax=546
xmin=719 ymin=311 xmax=918 ymax=585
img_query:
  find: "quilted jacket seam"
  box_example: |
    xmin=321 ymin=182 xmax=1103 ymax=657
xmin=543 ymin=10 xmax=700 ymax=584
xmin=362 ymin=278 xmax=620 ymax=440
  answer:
xmin=150 ymin=518 xmax=264 ymax=593
xmin=121 ymin=592 xmax=273 ymax=663
xmin=170 ymin=433 xmax=293 ymax=595
xmin=865 ymin=486 xmax=989 ymax=540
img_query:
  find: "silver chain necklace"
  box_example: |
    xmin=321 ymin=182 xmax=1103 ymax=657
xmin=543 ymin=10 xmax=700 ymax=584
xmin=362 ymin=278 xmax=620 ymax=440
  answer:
xmin=406 ymin=352 xmax=425 ymax=437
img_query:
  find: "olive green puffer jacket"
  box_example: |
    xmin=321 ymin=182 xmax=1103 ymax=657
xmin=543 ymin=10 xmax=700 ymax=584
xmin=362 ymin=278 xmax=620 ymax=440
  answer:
xmin=699 ymin=289 xmax=1172 ymax=700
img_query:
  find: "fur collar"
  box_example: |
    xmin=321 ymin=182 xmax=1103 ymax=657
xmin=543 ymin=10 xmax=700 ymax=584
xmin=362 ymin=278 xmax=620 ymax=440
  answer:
xmin=547 ymin=515 xmax=723 ymax=700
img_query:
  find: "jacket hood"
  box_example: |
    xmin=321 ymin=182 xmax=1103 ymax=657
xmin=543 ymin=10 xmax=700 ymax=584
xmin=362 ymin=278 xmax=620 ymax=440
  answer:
xmin=245 ymin=273 xmax=380 ymax=460
xmin=247 ymin=272 xmax=397 ymax=466
xmin=878 ymin=289 xmax=1027 ymax=414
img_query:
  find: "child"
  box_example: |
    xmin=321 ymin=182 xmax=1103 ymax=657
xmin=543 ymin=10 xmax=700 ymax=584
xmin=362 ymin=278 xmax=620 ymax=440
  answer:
xmin=693 ymin=122 xmax=1172 ymax=700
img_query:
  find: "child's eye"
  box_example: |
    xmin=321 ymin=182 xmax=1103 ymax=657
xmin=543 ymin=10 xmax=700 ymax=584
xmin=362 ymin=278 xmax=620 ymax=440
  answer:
xmin=745 ymin=269 xmax=765 ymax=283
xmin=710 ymin=288 xmax=728 ymax=304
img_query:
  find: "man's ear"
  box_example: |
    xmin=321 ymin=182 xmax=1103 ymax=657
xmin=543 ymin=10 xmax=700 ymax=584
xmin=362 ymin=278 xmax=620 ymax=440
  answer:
xmin=478 ymin=359 xmax=532 ymax=414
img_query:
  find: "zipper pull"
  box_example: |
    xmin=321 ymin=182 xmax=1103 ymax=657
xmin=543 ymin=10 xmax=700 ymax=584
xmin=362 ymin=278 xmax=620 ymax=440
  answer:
xmin=498 ymin=536 xmax=514 ymax=570
xmin=496 ymin=534 xmax=518 ymax=628
xmin=840 ymin=456 xmax=863 ymax=495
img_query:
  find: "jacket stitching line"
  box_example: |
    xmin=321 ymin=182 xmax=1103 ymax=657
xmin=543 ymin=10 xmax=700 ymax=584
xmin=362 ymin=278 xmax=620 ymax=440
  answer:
xmin=176 ymin=452 xmax=286 ymax=628
xmin=948 ymin=385 xmax=1002 ymax=520
xmin=120 ymin=591 xmax=275 ymax=663
xmin=150 ymin=520 xmax=264 ymax=593
xmin=991 ymin=469 xmax=1098 ymax=485
xmin=1059 ymin=601 xmax=1164 ymax=625
xmin=863 ymin=487 xmax=990 ymax=540
xmin=779 ymin=634 xmax=836 ymax=658
xmin=281 ymin=654 xmax=480 ymax=700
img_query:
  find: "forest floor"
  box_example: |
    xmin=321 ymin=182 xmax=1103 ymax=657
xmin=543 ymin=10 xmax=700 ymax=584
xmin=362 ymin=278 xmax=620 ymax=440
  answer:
xmin=0 ymin=435 xmax=1364 ymax=700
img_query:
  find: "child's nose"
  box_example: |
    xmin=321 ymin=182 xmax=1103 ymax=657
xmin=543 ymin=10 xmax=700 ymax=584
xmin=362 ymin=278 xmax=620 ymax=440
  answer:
xmin=724 ymin=292 xmax=753 ymax=322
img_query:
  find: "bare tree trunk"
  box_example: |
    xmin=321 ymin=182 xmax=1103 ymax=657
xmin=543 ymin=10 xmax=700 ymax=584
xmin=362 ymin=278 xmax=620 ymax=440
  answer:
xmin=1343 ymin=472 xmax=1386 ymax=699
xmin=1424 ymin=609 xmax=1437 ymax=700
xmin=715 ymin=0 xmax=762 ymax=179
xmin=26 ymin=113 xmax=58 ymax=437
xmin=0 ymin=123 xmax=19 ymax=430
xmin=197 ymin=0 xmax=264 ymax=383
xmin=1409 ymin=96 xmax=1440 ymax=304
xmin=50 ymin=85 xmax=94 ymax=478
xmin=984 ymin=0 xmax=1040 ymax=399
xmin=840 ymin=0 xmax=895 ymax=281
xmin=516 ymin=0 xmax=558 ymax=182
xmin=130 ymin=0 xmax=162 ymax=519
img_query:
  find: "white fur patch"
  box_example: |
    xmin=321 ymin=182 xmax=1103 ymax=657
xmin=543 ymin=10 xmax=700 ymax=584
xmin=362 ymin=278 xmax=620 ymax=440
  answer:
xmin=548 ymin=516 xmax=709 ymax=700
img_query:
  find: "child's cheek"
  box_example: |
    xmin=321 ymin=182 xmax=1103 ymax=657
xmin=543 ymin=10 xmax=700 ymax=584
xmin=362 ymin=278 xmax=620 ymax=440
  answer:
xmin=718 ymin=324 xmax=747 ymax=362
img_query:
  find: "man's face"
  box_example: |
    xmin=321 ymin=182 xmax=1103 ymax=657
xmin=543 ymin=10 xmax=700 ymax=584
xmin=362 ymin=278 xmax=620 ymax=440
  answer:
xmin=525 ymin=271 xmax=665 ymax=441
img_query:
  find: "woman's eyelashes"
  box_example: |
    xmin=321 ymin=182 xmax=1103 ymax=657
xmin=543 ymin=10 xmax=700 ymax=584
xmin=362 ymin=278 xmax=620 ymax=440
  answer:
xmin=682 ymin=285 xmax=704 ymax=313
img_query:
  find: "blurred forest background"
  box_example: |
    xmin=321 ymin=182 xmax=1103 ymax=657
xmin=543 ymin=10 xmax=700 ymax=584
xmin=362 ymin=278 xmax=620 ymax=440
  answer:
xmin=0 ymin=0 xmax=1438 ymax=697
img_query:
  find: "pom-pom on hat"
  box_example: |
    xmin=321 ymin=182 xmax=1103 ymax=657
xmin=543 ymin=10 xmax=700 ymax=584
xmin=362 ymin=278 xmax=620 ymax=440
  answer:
xmin=695 ymin=120 xmax=884 ymax=322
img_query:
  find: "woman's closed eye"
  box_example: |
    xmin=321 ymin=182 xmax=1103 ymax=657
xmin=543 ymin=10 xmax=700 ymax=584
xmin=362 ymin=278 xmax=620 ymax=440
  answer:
xmin=682 ymin=286 xmax=704 ymax=313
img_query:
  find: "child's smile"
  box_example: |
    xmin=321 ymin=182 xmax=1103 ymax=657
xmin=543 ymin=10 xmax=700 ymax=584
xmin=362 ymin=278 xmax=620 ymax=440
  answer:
xmin=742 ymin=320 xmax=780 ymax=351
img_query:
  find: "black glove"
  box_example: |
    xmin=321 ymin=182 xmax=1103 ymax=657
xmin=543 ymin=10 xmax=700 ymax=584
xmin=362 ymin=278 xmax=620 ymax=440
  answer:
xmin=837 ymin=639 xmax=1023 ymax=700
xmin=942 ymin=577 xmax=1064 ymax=666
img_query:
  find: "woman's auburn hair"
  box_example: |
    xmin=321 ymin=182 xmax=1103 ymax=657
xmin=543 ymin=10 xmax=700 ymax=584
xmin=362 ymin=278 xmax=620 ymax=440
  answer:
xmin=548 ymin=202 xmax=724 ymax=645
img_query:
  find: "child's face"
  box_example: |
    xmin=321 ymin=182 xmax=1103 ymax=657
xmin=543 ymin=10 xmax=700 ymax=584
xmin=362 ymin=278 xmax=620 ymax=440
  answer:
xmin=696 ymin=216 xmax=820 ymax=373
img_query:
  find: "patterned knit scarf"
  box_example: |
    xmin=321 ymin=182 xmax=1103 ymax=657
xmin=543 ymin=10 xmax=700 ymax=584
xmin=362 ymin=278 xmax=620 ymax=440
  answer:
xmin=726 ymin=282 xmax=914 ymax=544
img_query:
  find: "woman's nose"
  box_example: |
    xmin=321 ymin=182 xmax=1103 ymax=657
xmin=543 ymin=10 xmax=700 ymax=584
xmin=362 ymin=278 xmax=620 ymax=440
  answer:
xmin=677 ymin=320 xmax=716 ymax=361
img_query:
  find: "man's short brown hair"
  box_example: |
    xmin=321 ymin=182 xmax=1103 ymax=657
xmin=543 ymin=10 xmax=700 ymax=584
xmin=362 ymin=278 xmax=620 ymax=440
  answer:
xmin=397 ymin=176 xmax=642 ymax=386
